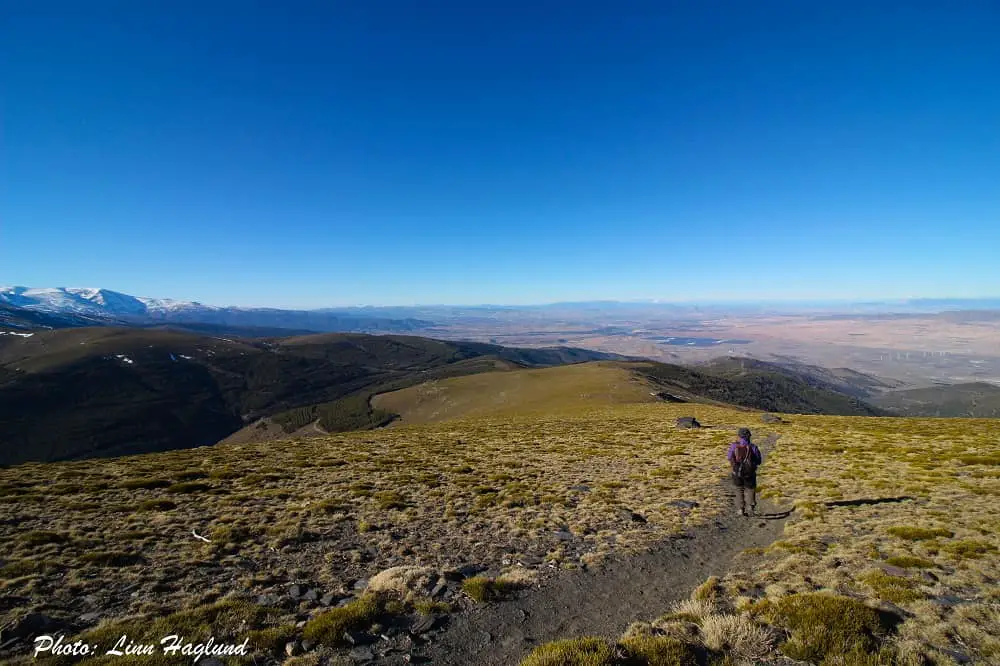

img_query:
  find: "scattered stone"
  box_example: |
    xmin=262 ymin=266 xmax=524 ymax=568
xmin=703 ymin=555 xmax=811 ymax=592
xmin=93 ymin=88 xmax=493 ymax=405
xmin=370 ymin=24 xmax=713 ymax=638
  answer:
xmin=199 ymin=660 xmax=225 ymax=666
xmin=302 ymin=588 xmax=319 ymax=602
xmin=760 ymin=414 xmax=784 ymax=424
xmin=569 ymin=485 xmax=591 ymax=492
xmin=515 ymin=609 xmax=528 ymax=622
xmin=518 ymin=556 xmax=543 ymax=566
xmin=301 ymin=639 xmax=315 ymax=652
xmin=1 ymin=614 xmax=64 ymax=642
xmin=938 ymin=648 xmax=971 ymax=664
xmin=405 ymin=655 xmax=430 ymax=664
xmin=353 ymin=578 xmax=369 ymax=591
xmin=430 ymin=581 xmax=447 ymax=598
xmin=669 ymin=500 xmax=700 ymax=510
xmin=288 ymin=584 xmax=303 ymax=599
xmin=285 ymin=641 xmax=299 ymax=657
xmin=320 ymin=592 xmax=337 ymax=606
xmin=878 ymin=564 xmax=912 ymax=578
xmin=675 ymin=416 xmax=700 ymax=429
xmin=618 ymin=509 xmax=647 ymax=524
xmin=344 ymin=630 xmax=372 ymax=646
xmin=78 ymin=612 xmax=101 ymax=623
xmin=410 ymin=615 xmax=437 ymax=635
xmin=554 ymin=530 xmax=573 ymax=541
xmin=348 ymin=646 xmax=374 ymax=662
xmin=257 ymin=594 xmax=282 ymax=607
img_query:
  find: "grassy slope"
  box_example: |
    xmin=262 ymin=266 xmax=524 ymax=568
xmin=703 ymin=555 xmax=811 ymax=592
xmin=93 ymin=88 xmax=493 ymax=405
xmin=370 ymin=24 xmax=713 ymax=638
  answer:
xmin=372 ymin=362 xmax=658 ymax=425
xmin=2 ymin=387 xmax=998 ymax=664
xmin=524 ymin=413 xmax=1000 ymax=666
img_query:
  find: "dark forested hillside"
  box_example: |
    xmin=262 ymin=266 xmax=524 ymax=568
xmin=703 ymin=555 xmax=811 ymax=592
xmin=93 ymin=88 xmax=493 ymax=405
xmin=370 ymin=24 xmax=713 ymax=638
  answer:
xmin=0 ymin=328 xmax=620 ymax=464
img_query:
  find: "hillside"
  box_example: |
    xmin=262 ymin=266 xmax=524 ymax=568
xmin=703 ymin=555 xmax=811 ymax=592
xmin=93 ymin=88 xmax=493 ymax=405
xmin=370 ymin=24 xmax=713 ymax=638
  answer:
xmin=371 ymin=362 xmax=658 ymax=425
xmin=365 ymin=358 xmax=886 ymax=430
xmin=0 ymin=328 xmax=618 ymax=465
xmin=1 ymin=404 xmax=997 ymax=665
xmin=872 ymin=381 xmax=1000 ymax=417
xmin=702 ymin=355 xmax=903 ymax=398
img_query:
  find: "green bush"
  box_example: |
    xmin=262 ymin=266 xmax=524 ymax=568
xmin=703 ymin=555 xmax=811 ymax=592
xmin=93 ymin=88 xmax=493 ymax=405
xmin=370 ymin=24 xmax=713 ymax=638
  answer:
xmin=621 ymin=634 xmax=699 ymax=665
xmin=767 ymin=593 xmax=887 ymax=663
xmin=302 ymin=595 xmax=380 ymax=646
xmin=886 ymin=526 xmax=953 ymax=541
xmin=520 ymin=637 xmax=616 ymax=666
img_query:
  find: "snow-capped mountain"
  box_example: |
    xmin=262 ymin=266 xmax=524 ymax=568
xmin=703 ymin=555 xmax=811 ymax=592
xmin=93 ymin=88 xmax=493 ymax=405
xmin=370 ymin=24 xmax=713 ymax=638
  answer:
xmin=0 ymin=286 xmax=205 ymax=316
xmin=0 ymin=286 xmax=432 ymax=334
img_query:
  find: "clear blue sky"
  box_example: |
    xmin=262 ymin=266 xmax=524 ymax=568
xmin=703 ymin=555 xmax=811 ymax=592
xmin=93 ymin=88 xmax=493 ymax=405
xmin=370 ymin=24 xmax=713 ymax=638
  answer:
xmin=3 ymin=1 xmax=998 ymax=307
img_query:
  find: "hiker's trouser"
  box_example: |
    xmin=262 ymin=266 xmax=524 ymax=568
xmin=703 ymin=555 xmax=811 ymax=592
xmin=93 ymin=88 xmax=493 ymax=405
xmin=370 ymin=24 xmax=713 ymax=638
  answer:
xmin=732 ymin=472 xmax=757 ymax=511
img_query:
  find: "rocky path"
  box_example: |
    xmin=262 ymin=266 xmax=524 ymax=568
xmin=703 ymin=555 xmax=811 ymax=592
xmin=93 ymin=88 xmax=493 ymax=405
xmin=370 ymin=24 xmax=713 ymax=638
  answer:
xmin=375 ymin=435 xmax=791 ymax=665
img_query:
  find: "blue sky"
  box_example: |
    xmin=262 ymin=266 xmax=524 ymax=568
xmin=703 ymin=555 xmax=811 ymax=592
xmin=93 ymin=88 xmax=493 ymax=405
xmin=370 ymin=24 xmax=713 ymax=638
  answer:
xmin=3 ymin=1 xmax=998 ymax=307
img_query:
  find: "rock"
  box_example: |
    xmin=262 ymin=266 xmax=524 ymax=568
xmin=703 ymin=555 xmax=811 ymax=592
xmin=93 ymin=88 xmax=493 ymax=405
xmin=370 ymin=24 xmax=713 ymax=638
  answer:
xmin=353 ymin=578 xmax=369 ymax=591
xmin=553 ymin=530 xmax=573 ymax=541
xmin=295 ymin=620 xmax=307 ymax=629
xmin=1 ymin=613 xmax=64 ymax=642
xmin=302 ymin=588 xmax=319 ymax=602
xmin=199 ymin=660 xmax=225 ymax=666
xmin=348 ymin=646 xmax=374 ymax=662
xmin=288 ymin=584 xmax=303 ymax=599
xmin=285 ymin=641 xmax=299 ymax=657
xmin=344 ymin=630 xmax=372 ymax=646
xmin=761 ymin=414 xmax=784 ymax=424
xmin=878 ymin=564 xmax=912 ymax=578
xmin=618 ymin=510 xmax=647 ymax=524
xmin=938 ymin=648 xmax=971 ymax=664
xmin=669 ymin=500 xmax=700 ymax=510
xmin=301 ymin=639 xmax=315 ymax=652
xmin=257 ymin=594 xmax=282 ymax=607
xmin=410 ymin=615 xmax=437 ymax=635
xmin=569 ymin=485 xmax=591 ymax=492
xmin=430 ymin=582 xmax=446 ymax=598
xmin=515 ymin=609 xmax=528 ymax=622
xmin=78 ymin=612 xmax=101 ymax=623
xmin=675 ymin=417 xmax=701 ymax=429
xmin=445 ymin=564 xmax=486 ymax=580
xmin=405 ymin=655 xmax=430 ymax=664
xmin=320 ymin=592 xmax=337 ymax=606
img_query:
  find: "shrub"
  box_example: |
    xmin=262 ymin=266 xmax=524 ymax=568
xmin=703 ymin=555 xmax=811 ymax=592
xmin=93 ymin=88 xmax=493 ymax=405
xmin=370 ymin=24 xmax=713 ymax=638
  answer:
xmin=167 ymin=482 xmax=212 ymax=494
xmin=374 ymin=491 xmax=407 ymax=510
xmin=138 ymin=499 xmax=177 ymax=511
xmin=81 ymin=551 xmax=144 ymax=567
xmin=883 ymin=555 xmax=934 ymax=569
xmin=19 ymin=530 xmax=68 ymax=546
xmin=886 ymin=526 xmax=953 ymax=541
xmin=767 ymin=593 xmax=886 ymax=663
xmin=621 ymin=634 xmax=699 ymax=665
xmin=858 ymin=570 xmax=923 ymax=604
xmin=462 ymin=576 xmax=518 ymax=602
xmin=302 ymin=595 xmax=380 ymax=646
xmin=120 ymin=478 xmax=171 ymax=490
xmin=942 ymin=539 xmax=998 ymax=559
xmin=520 ymin=637 xmax=616 ymax=666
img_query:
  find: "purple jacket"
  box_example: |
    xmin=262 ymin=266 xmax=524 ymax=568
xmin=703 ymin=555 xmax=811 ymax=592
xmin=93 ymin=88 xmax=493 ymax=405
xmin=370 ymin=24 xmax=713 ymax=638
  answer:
xmin=727 ymin=438 xmax=762 ymax=467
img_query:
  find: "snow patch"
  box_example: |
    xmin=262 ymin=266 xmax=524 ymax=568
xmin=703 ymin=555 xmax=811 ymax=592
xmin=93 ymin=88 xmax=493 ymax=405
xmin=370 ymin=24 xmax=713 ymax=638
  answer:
xmin=114 ymin=354 xmax=135 ymax=365
xmin=0 ymin=331 xmax=34 ymax=337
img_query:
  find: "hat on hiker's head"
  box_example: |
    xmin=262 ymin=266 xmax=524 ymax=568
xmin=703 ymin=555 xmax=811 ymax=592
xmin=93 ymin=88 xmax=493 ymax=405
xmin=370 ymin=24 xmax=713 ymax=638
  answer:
xmin=738 ymin=428 xmax=751 ymax=440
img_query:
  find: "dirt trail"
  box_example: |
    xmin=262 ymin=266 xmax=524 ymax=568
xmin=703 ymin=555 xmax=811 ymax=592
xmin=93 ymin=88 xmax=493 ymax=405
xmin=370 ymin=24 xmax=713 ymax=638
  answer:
xmin=390 ymin=434 xmax=791 ymax=665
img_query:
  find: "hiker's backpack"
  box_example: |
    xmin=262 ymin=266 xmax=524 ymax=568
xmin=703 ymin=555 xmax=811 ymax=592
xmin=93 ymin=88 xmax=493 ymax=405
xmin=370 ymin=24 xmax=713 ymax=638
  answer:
xmin=733 ymin=442 xmax=756 ymax=478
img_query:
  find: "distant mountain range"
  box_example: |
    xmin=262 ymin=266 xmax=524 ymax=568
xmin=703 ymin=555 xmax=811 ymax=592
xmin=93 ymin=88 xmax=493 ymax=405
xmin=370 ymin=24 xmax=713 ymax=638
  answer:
xmin=0 ymin=286 xmax=433 ymax=335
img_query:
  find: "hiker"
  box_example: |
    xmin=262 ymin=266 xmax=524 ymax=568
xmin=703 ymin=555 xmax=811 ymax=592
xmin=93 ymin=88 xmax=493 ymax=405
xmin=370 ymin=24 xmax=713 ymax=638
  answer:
xmin=727 ymin=427 xmax=762 ymax=517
